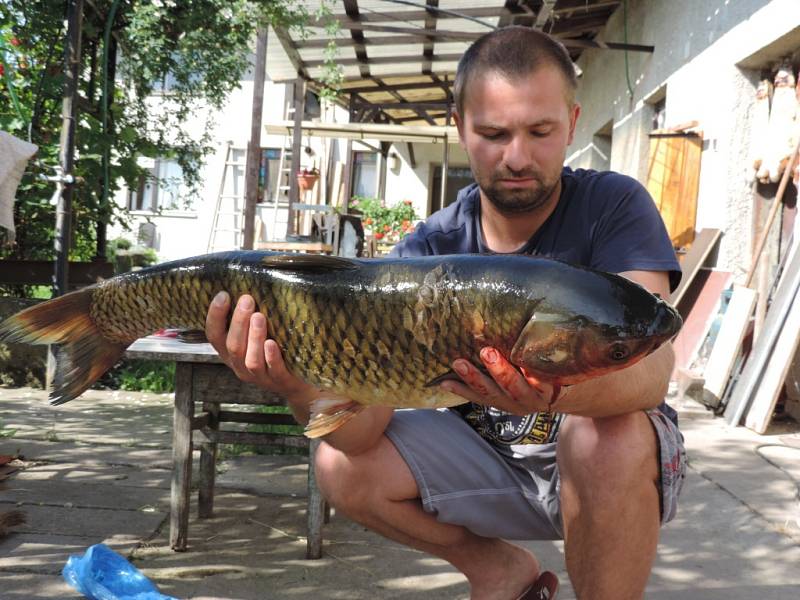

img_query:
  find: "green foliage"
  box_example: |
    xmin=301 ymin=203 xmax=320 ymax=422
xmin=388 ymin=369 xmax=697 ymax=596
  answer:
xmin=350 ymin=196 xmax=419 ymax=242
xmin=99 ymin=359 xmax=176 ymax=393
xmin=0 ymin=1 xmax=330 ymax=296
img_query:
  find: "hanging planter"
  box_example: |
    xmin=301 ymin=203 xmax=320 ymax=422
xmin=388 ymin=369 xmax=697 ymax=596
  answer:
xmin=296 ymin=168 xmax=319 ymax=192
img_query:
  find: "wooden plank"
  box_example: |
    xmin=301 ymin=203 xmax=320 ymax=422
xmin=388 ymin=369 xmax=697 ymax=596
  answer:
xmin=671 ymin=269 xmax=732 ymax=374
xmin=217 ymin=410 xmax=297 ymax=426
xmin=198 ymin=401 xmax=219 ymax=519
xmin=170 ymin=362 xmax=194 ymax=552
xmin=198 ymin=429 xmax=309 ymax=449
xmin=701 ymin=286 xmax=757 ymax=408
xmin=306 ymin=438 xmax=325 ymax=559
xmin=255 ymin=241 xmax=334 ymax=253
xmin=0 ymin=260 xmax=114 ymax=286
xmin=725 ymin=241 xmax=800 ymax=425
xmin=745 ymin=289 xmax=800 ymax=433
xmin=669 ymin=228 xmax=722 ymax=306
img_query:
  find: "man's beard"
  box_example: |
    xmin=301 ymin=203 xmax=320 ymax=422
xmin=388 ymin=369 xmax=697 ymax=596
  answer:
xmin=475 ymin=167 xmax=559 ymax=215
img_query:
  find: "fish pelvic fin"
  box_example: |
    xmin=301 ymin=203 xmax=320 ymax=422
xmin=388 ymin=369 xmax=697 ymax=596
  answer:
xmin=305 ymin=397 xmax=365 ymax=439
xmin=0 ymin=289 xmax=128 ymax=405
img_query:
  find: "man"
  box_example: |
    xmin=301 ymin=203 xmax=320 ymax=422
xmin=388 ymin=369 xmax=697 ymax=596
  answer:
xmin=205 ymin=27 xmax=685 ymax=600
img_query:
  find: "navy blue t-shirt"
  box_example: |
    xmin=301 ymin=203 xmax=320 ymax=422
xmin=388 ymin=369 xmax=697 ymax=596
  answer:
xmin=390 ymin=167 xmax=681 ymax=456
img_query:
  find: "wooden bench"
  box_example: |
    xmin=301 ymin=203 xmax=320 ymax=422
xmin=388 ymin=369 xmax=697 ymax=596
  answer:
xmin=126 ymin=337 xmax=327 ymax=559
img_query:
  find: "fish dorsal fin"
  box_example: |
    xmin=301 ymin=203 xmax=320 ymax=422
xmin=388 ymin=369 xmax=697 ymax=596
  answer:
xmin=261 ymin=253 xmax=358 ymax=273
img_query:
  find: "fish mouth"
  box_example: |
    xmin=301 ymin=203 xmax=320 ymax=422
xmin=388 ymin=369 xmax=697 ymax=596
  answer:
xmin=646 ymin=301 xmax=683 ymax=341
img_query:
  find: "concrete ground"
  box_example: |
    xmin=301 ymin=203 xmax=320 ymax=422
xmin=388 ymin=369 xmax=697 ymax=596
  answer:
xmin=0 ymin=385 xmax=799 ymax=599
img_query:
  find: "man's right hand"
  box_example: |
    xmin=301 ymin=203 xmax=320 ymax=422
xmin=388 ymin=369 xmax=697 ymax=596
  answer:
xmin=205 ymin=291 xmax=318 ymax=421
xmin=205 ymin=291 xmax=394 ymax=453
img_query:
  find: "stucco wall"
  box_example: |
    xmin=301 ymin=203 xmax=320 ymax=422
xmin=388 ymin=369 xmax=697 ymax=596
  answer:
xmin=568 ymin=0 xmax=799 ymax=280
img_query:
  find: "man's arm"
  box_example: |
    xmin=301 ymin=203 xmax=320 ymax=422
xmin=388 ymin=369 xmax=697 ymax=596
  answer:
xmin=205 ymin=291 xmax=393 ymax=455
xmin=440 ymin=270 xmax=675 ymax=417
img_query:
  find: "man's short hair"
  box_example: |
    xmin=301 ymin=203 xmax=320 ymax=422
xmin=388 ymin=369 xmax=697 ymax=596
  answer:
xmin=453 ymin=26 xmax=578 ymax=116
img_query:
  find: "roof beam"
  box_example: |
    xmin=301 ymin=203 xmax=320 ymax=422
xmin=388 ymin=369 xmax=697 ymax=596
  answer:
xmin=304 ymin=53 xmax=464 ymax=68
xmin=271 ymin=25 xmax=308 ymax=78
xmin=311 ymin=6 xmax=503 ymax=26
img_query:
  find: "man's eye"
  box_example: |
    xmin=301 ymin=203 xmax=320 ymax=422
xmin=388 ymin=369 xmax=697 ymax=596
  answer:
xmin=531 ymin=130 xmax=551 ymax=138
xmin=481 ymin=132 xmax=503 ymax=140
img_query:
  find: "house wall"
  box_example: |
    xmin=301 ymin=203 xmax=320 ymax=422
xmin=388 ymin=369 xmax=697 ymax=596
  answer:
xmin=568 ymin=0 xmax=800 ymax=281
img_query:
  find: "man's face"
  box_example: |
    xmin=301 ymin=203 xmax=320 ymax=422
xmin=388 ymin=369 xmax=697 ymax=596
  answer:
xmin=455 ymin=66 xmax=580 ymax=214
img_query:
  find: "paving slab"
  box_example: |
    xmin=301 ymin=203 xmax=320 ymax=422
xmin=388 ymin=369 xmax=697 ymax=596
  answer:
xmin=0 ymin=438 xmax=173 ymax=469
xmin=0 ymin=572 xmax=81 ymax=599
xmin=215 ymin=455 xmax=311 ymax=498
xmin=0 ymin=385 xmax=799 ymax=599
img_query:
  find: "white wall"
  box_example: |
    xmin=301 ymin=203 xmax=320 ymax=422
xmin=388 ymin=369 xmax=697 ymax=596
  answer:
xmin=568 ymin=0 xmax=800 ymax=280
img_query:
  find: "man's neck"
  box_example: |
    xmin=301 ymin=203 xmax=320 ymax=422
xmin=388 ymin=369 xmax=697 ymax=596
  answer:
xmin=479 ymin=180 xmax=562 ymax=253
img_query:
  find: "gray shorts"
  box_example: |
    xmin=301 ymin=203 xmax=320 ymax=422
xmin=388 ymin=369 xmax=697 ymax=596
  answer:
xmin=385 ymin=408 xmax=686 ymax=541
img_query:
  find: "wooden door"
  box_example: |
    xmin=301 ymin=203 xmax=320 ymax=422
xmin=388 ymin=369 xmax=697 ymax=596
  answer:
xmin=646 ymin=132 xmax=703 ymax=250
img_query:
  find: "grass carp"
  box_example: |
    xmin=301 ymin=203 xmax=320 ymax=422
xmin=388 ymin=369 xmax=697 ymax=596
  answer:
xmin=0 ymin=251 xmax=681 ymax=436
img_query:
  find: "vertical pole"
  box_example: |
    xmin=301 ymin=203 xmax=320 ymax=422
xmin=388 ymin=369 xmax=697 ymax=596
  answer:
xmin=243 ymin=29 xmax=268 ymax=250
xmin=54 ymin=0 xmax=84 ymax=296
xmin=286 ymin=76 xmax=306 ymax=237
xmin=439 ymin=101 xmax=452 ymax=209
xmin=342 ymin=97 xmax=357 ymax=214
xmin=48 ymin=0 xmax=84 ymax=389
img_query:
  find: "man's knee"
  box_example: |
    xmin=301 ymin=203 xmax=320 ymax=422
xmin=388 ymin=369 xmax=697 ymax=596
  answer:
xmin=314 ymin=441 xmax=363 ymax=510
xmin=314 ymin=436 xmax=419 ymax=512
xmin=558 ymin=412 xmax=659 ymax=490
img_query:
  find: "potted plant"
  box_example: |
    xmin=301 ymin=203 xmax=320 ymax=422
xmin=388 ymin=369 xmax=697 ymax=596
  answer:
xmin=296 ymin=166 xmax=319 ymax=192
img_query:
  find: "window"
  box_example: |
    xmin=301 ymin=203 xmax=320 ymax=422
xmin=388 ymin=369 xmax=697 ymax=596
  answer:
xmin=352 ymin=151 xmax=378 ymax=198
xmin=128 ymin=158 xmax=192 ymax=212
xmin=260 ymin=148 xmax=282 ymax=202
xmin=429 ymin=165 xmax=474 ymax=215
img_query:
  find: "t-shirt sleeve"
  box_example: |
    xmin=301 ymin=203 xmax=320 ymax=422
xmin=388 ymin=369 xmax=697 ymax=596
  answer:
xmin=589 ymin=175 xmax=682 ymax=292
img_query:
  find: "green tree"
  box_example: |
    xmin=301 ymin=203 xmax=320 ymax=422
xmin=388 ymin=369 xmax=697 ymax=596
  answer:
xmin=0 ymin=0 xmax=330 ymax=294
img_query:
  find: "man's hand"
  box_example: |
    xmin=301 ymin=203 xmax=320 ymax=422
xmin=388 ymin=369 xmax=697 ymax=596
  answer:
xmin=440 ymin=347 xmax=557 ymax=416
xmin=205 ymin=292 xmax=318 ymax=414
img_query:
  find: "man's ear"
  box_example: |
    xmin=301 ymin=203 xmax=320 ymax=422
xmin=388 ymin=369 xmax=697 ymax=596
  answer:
xmin=453 ymin=111 xmax=467 ymax=149
xmin=567 ymin=102 xmax=581 ymax=145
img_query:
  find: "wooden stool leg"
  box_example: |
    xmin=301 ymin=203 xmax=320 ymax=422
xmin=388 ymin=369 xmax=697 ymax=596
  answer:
xmin=170 ymin=363 xmax=194 ymax=551
xmin=306 ymin=438 xmax=325 ymax=559
xmin=198 ymin=402 xmax=219 ymax=518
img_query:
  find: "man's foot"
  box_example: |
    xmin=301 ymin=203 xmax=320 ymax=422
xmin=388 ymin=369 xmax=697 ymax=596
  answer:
xmin=518 ymin=571 xmax=559 ymax=600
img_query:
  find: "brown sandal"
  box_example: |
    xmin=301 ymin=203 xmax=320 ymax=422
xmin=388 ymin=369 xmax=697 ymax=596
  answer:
xmin=518 ymin=570 xmax=559 ymax=600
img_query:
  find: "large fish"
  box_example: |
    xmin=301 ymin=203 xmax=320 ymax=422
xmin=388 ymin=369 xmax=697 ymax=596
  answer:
xmin=0 ymin=252 xmax=681 ymax=436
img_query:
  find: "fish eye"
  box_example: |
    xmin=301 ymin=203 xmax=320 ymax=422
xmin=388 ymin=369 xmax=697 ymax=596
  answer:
xmin=609 ymin=343 xmax=630 ymax=361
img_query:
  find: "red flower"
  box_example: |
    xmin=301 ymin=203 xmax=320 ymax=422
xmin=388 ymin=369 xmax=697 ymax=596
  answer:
xmin=401 ymin=220 xmax=410 ymax=228
xmin=403 ymin=200 xmax=413 ymax=205
xmin=364 ymin=217 xmax=373 ymax=225
xmin=0 ymin=64 xmax=4 ymax=77
xmin=9 ymin=37 xmax=21 ymax=47
xmin=374 ymin=232 xmax=384 ymax=240
xmin=383 ymin=224 xmax=391 ymax=232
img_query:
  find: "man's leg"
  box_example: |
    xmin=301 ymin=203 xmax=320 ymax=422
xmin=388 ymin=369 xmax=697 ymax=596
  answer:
xmin=557 ymin=412 xmax=661 ymax=600
xmin=315 ymin=435 xmax=540 ymax=600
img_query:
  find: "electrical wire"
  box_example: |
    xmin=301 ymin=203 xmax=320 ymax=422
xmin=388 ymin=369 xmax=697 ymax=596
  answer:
xmin=374 ymin=0 xmax=496 ymax=30
xmin=622 ymin=0 xmax=635 ymax=99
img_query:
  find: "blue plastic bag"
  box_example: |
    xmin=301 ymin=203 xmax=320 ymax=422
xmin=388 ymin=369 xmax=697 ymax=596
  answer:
xmin=62 ymin=543 xmax=178 ymax=600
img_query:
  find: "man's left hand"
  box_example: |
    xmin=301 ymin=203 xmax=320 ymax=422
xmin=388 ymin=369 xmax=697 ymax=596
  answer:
xmin=440 ymin=347 xmax=556 ymax=415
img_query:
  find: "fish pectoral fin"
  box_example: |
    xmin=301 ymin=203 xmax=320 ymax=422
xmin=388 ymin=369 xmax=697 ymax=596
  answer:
xmin=425 ymin=370 xmax=462 ymax=387
xmin=305 ymin=397 xmax=365 ymax=438
xmin=261 ymin=254 xmax=358 ymax=273
xmin=425 ymin=365 xmax=492 ymax=388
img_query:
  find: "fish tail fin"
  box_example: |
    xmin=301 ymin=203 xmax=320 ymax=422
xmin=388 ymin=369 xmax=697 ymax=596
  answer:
xmin=305 ymin=397 xmax=365 ymax=439
xmin=0 ymin=289 xmax=128 ymax=405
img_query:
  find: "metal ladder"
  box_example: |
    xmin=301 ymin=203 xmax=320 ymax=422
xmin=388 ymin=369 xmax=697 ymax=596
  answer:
xmin=207 ymin=141 xmax=247 ymax=252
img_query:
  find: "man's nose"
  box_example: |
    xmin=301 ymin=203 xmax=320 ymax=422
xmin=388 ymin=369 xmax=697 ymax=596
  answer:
xmin=502 ymin=135 xmax=532 ymax=173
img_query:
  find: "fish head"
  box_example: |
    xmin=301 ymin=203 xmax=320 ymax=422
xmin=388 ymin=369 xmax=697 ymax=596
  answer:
xmin=509 ymin=288 xmax=682 ymax=385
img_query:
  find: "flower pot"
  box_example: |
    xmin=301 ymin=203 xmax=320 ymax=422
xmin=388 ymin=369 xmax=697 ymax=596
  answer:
xmin=297 ymin=172 xmax=319 ymax=192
